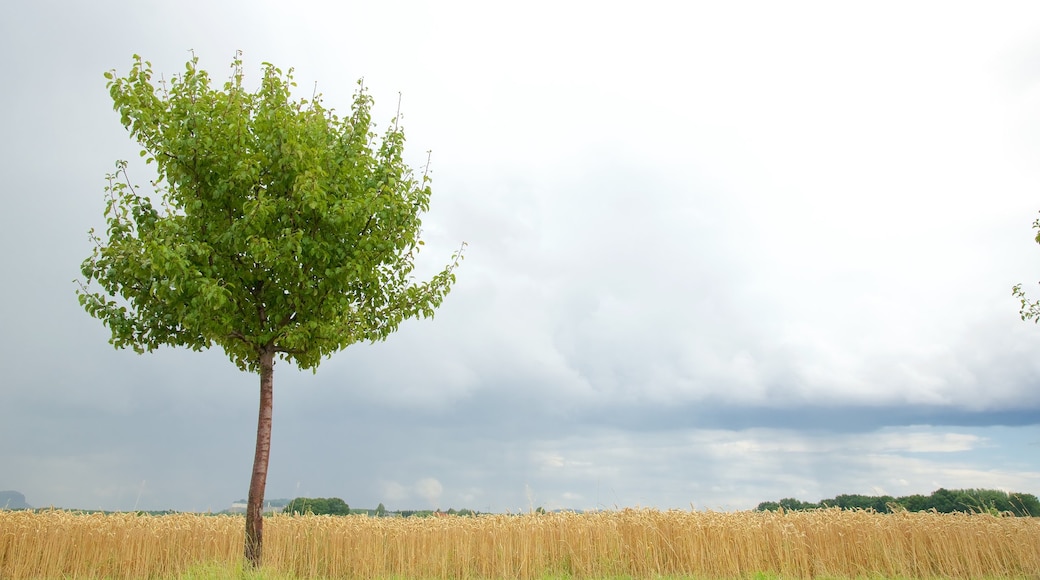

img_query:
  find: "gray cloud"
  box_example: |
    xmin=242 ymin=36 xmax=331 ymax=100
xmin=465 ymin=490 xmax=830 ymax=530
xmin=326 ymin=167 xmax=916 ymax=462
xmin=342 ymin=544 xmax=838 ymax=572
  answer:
xmin=4 ymin=0 xmax=1040 ymax=513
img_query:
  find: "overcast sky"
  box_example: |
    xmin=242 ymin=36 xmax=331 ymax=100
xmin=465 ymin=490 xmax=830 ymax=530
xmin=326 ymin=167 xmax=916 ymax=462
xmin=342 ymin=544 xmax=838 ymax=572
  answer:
xmin=3 ymin=1 xmax=1040 ymax=513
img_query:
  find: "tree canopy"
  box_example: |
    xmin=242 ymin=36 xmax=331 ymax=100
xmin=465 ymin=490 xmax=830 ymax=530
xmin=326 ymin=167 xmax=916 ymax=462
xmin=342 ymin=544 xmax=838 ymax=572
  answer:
xmin=79 ymin=52 xmax=461 ymax=372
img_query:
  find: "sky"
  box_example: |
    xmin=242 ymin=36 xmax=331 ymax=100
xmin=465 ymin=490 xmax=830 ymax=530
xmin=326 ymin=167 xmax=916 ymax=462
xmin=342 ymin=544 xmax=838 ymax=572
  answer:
xmin=2 ymin=0 xmax=1040 ymax=513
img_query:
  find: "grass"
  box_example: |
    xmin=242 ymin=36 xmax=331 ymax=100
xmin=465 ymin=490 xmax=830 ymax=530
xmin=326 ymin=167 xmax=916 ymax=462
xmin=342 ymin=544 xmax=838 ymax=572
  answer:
xmin=1 ymin=508 xmax=1038 ymax=579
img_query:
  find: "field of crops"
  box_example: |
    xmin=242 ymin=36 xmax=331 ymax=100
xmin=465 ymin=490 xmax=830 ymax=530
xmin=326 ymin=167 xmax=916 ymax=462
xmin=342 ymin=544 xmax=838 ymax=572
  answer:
xmin=1 ymin=508 xmax=1038 ymax=579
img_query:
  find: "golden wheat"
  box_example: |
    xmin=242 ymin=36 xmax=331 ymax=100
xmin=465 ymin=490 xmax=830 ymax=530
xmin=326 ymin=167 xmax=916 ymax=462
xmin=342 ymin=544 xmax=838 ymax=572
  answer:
xmin=1 ymin=508 xmax=1038 ymax=579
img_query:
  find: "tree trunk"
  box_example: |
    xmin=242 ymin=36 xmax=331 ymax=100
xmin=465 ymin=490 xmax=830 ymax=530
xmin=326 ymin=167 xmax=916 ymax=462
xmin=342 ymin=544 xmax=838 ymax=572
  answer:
xmin=244 ymin=348 xmax=275 ymax=567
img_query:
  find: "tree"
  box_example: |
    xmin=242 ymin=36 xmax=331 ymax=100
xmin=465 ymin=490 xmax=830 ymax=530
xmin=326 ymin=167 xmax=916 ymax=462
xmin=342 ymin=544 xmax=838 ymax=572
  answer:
xmin=77 ymin=52 xmax=462 ymax=567
xmin=375 ymin=502 xmax=386 ymax=517
xmin=1008 ymin=492 xmax=1040 ymax=516
xmin=755 ymin=488 xmax=1040 ymax=515
xmin=829 ymin=493 xmax=895 ymax=513
xmin=900 ymin=493 xmax=929 ymax=512
xmin=928 ymin=488 xmax=958 ymax=513
xmin=755 ymin=501 xmax=781 ymax=512
xmin=283 ymin=497 xmax=350 ymax=516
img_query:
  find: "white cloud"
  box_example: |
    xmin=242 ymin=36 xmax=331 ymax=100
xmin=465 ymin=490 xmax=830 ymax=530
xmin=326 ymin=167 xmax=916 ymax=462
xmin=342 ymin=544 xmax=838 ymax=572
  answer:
xmin=379 ymin=481 xmax=410 ymax=503
xmin=414 ymin=478 xmax=444 ymax=508
xmin=869 ymin=431 xmax=984 ymax=454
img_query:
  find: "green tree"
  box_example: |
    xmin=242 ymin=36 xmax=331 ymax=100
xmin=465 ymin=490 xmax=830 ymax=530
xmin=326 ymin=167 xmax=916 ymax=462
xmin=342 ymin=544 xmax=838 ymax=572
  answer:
xmin=899 ymin=493 xmax=930 ymax=512
xmin=777 ymin=498 xmax=818 ymax=511
xmin=928 ymin=488 xmax=958 ymax=513
xmin=1009 ymin=492 xmax=1040 ymax=516
xmin=284 ymin=497 xmax=350 ymax=515
xmin=829 ymin=493 xmax=895 ymax=513
xmin=77 ymin=53 xmax=462 ymax=567
xmin=375 ymin=502 xmax=386 ymax=517
xmin=944 ymin=488 xmax=1040 ymax=516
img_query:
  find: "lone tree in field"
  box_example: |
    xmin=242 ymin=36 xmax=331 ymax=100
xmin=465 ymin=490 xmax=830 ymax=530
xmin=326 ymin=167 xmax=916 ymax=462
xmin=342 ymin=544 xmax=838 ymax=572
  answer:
xmin=78 ymin=53 xmax=462 ymax=567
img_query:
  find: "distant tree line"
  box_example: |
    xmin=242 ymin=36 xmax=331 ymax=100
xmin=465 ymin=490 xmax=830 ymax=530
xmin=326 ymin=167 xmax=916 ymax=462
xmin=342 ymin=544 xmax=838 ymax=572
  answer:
xmin=398 ymin=508 xmax=480 ymax=518
xmin=756 ymin=488 xmax=1040 ymax=516
xmin=280 ymin=498 xmax=482 ymax=518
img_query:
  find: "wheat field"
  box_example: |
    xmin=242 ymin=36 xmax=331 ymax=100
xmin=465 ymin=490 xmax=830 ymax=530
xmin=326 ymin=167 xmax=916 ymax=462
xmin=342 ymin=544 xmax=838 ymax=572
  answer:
xmin=1 ymin=508 xmax=1038 ymax=579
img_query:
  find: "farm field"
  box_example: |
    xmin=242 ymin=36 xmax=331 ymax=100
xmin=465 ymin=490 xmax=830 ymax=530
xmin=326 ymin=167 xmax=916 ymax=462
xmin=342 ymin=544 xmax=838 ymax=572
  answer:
xmin=1 ymin=508 xmax=1038 ymax=579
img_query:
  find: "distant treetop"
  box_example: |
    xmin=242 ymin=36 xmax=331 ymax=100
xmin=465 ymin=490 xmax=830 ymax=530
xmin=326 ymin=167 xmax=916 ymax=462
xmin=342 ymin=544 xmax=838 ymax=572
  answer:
xmin=755 ymin=488 xmax=1040 ymax=516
